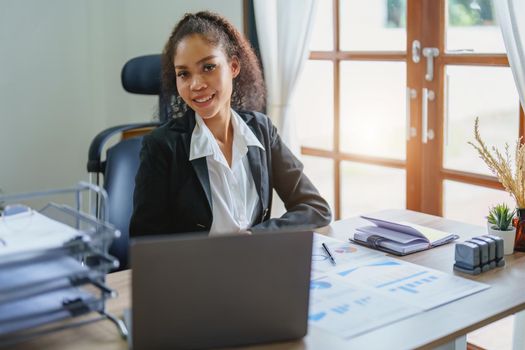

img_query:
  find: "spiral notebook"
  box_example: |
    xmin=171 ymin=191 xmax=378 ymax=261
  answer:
xmin=352 ymin=216 xmax=459 ymax=255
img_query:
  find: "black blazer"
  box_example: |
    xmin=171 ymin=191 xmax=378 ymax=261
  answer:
xmin=129 ymin=109 xmax=332 ymax=236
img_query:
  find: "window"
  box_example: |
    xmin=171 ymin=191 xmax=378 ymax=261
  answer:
xmin=294 ymin=0 xmax=523 ymax=226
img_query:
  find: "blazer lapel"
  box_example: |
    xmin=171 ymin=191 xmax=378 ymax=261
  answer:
xmin=247 ymin=144 xmax=267 ymax=222
xmin=243 ymin=112 xmax=269 ymax=222
xmin=247 ymin=146 xmax=262 ymax=195
xmin=180 ymin=111 xmax=213 ymax=212
xmin=191 ymin=157 xmax=213 ymax=211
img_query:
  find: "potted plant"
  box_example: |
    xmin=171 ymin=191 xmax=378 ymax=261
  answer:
xmin=487 ymin=203 xmax=516 ymax=255
xmin=469 ymin=117 xmax=525 ymax=251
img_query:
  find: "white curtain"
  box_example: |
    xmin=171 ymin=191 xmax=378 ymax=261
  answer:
xmin=493 ymin=0 xmax=525 ymax=110
xmin=254 ymin=0 xmax=318 ymax=154
xmin=493 ymin=3 xmax=525 ymax=348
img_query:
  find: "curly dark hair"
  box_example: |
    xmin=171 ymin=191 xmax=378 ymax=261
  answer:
xmin=161 ymin=11 xmax=266 ymax=118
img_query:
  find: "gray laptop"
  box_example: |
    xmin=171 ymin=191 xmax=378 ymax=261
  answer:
xmin=128 ymin=230 xmax=313 ymax=350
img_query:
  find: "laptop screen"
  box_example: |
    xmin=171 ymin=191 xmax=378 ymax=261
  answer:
xmin=130 ymin=230 xmax=313 ymax=350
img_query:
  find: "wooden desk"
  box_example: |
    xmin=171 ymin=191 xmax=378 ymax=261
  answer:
xmin=6 ymin=209 xmax=525 ymax=350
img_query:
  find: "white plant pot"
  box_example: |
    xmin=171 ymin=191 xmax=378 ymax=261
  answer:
xmin=487 ymin=224 xmax=516 ymax=255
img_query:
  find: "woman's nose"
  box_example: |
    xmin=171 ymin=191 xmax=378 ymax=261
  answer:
xmin=190 ymin=75 xmax=207 ymax=90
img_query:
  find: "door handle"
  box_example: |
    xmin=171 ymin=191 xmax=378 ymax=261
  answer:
xmin=412 ymin=40 xmax=421 ymax=63
xmin=406 ymin=87 xmax=417 ymax=141
xmin=444 ymin=74 xmax=450 ymax=146
xmin=422 ymin=47 xmax=439 ymax=81
xmin=421 ymin=88 xmax=435 ymax=144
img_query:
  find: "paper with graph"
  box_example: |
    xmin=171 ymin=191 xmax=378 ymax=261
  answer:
xmin=310 ymin=234 xmax=489 ymax=340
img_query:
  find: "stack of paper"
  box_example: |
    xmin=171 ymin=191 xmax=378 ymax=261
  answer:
xmin=0 ymin=211 xmax=82 ymax=257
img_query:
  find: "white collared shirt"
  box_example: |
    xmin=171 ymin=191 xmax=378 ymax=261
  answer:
xmin=189 ymin=110 xmax=265 ymax=235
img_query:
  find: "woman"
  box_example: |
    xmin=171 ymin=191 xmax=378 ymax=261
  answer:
xmin=130 ymin=11 xmax=331 ymax=236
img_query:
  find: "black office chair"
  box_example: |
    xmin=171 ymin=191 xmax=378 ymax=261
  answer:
xmin=87 ymin=54 xmax=164 ymax=271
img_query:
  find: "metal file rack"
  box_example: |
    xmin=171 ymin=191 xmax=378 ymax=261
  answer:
xmin=0 ymin=182 xmax=127 ymax=346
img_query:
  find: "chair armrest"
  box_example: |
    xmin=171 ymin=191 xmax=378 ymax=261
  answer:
xmin=87 ymin=122 xmax=162 ymax=173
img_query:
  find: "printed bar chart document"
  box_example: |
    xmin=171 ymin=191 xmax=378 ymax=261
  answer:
xmin=310 ymin=234 xmax=489 ymax=341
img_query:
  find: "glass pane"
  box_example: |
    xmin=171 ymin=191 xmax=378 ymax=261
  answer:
xmin=310 ymin=0 xmax=333 ymax=51
xmin=443 ymin=180 xmax=515 ymax=227
xmin=294 ymin=60 xmax=334 ymax=151
xmin=340 ymin=0 xmax=406 ymax=51
xmin=443 ymin=66 xmax=519 ymax=175
xmin=302 ymin=156 xmax=335 ymax=216
xmin=341 ymin=161 xmax=405 ymax=218
xmin=340 ymin=61 xmax=406 ymax=159
xmin=446 ymin=0 xmax=505 ymax=53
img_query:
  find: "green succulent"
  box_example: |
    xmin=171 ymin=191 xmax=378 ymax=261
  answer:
xmin=487 ymin=203 xmax=515 ymax=231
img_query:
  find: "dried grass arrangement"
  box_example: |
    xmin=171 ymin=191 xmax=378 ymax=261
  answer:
xmin=468 ymin=117 xmax=525 ymax=208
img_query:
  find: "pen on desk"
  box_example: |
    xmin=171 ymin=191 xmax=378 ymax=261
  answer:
xmin=322 ymin=243 xmax=337 ymax=265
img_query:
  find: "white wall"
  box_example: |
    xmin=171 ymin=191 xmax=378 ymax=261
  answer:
xmin=0 ymin=0 xmax=242 ymax=197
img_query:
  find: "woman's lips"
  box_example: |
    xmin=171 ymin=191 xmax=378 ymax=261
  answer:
xmin=192 ymin=94 xmax=215 ymax=107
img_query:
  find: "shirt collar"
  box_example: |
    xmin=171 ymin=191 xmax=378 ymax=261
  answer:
xmin=189 ymin=110 xmax=264 ymax=161
xmin=230 ymin=109 xmax=265 ymax=151
xmin=189 ymin=114 xmax=214 ymax=161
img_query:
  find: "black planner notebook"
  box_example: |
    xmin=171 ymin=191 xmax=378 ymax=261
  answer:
xmin=352 ymin=216 xmax=459 ymax=255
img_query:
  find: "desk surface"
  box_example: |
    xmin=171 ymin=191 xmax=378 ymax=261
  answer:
xmin=6 ymin=209 xmax=525 ymax=350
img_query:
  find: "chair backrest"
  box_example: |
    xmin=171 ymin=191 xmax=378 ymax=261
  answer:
xmin=121 ymin=54 xmax=160 ymax=95
xmin=121 ymin=54 xmax=169 ymax=122
xmin=87 ymin=54 xmax=163 ymax=271
xmin=103 ymin=136 xmax=144 ymax=269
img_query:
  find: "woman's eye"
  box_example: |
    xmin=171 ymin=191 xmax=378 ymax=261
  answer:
xmin=176 ymin=71 xmax=188 ymax=79
xmin=203 ymin=64 xmax=216 ymax=72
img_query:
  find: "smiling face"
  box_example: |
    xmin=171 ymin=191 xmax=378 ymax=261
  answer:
xmin=174 ymin=34 xmax=240 ymax=121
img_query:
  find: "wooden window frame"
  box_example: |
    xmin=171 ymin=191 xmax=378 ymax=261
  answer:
xmin=300 ymin=0 xmax=521 ymax=220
